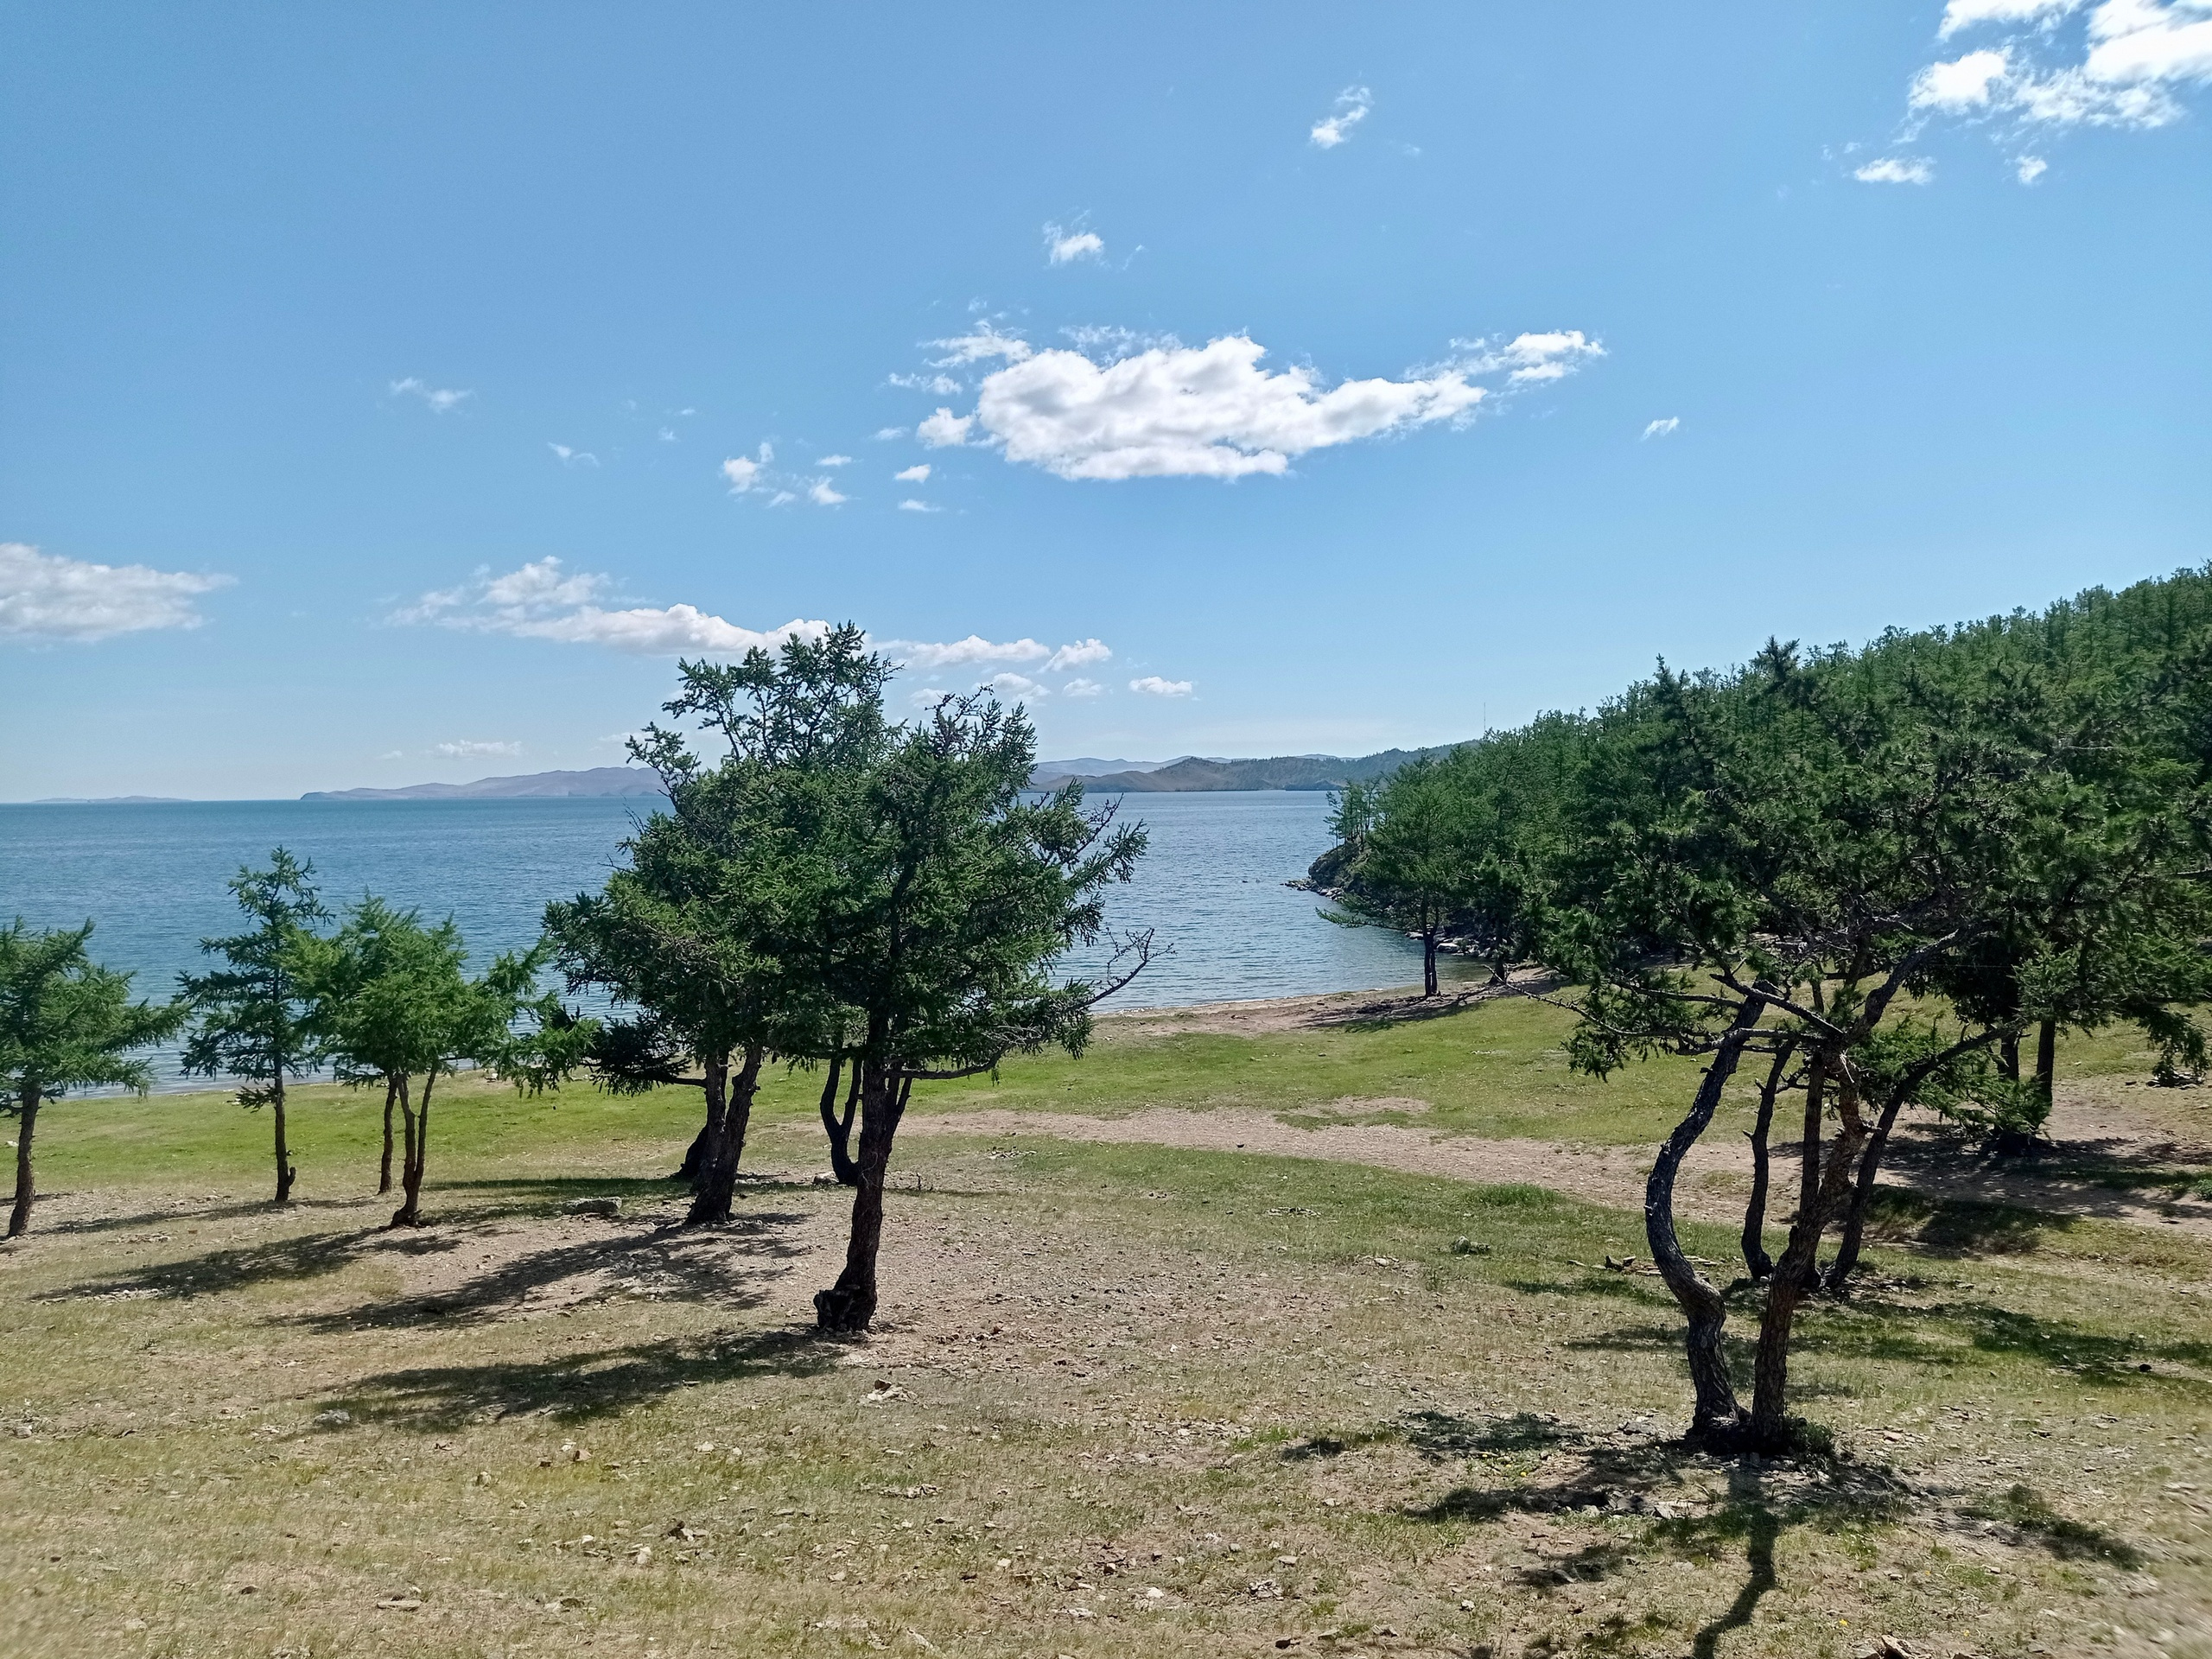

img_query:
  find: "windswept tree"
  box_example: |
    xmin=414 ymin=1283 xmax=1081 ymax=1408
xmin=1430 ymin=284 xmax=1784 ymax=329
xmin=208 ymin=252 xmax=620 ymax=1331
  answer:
xmin=550 ymin=626 xmax=892 ymax=1223
xmin=294 ymin=897 xmax=455 ymax=1195
xmin=3 ymin=920 xmax=183 ymax=1238
xmin=181 ymin=849 xmax=327 ymax=1203
xmin=806 ymin=690 xmax=1150 ymax=1333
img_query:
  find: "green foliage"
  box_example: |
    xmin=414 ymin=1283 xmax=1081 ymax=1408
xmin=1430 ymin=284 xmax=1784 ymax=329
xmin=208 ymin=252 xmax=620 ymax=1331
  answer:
xmin=179 ymin=848 xmax=327 ymax=1108
xmin=295 ymin=897 xmax=463 ymax=1090
xmin=0 ymin=918 xmax=182 ymax=1109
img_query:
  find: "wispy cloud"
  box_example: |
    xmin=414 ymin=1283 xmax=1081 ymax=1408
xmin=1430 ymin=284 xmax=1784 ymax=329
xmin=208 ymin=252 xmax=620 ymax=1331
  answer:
xmin=1044 ymin=221 xmax=1105 ymax=264
xmin=1641 ymin=416 xmax=1681 ymax=440
xmin=1046 ymin=638 xmax=1112 ymax=671
xmin=1894 ymin=0 xmax=2212 ymax=156
xmin=1854 ymin=155 xmax=1937 ymax=184
xmin=1062 ymin=677 xmax=1105 ymax=698
xmin=0 ymin=542 xmax=233 ymax=643
xmin=894 ymin=463 xmax=932 ymax=483
xmin=390 ymin=377 xmax=472 ymax=413
xmin=817 ymin=454 xmax=855 ymax=467
xmin=1129 ymin=675 xmax=1194 ymax=697
xmin=394 ymin=557 xmax=830 ymax=657
xmin=891 ymin=327 xmax=1599 ymax=482
xmin=2017 ymin=153 xmax=2051 ymax=181
xmin=898 ymin=499 xmax=940 ymax=513
xmin=721 ymin=444 xmax=772 ymax=493
xmin=433 ymin=739 xmax=521 ymax=758
xmin=1310 ymin=85 xmax=1373 ymax=149
xmin=549 ymin=442 xmax=600 ymax=467
xmin=807 ymin=479 xmax=848 ymax=506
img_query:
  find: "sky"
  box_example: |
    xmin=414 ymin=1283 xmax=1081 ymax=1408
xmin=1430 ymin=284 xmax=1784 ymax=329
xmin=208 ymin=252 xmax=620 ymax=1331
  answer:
xmin=3 ymin=1 xmax=2209 ymax=800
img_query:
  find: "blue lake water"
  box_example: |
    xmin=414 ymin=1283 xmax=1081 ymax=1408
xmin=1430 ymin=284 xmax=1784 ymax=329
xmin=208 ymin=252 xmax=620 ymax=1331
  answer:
xmin=0 ymin=792 xmax=1467 ymax=1090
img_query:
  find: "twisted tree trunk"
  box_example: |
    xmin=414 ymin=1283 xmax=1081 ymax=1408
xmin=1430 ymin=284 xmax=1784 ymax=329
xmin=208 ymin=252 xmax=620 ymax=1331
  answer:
xmin=1646 ymin=995 xmax=1766 ymax=1441
xmin=1825 ymin=1080 xmax=1905 ymax=1290
xmin=392 ymin=1072 xmax=431 ymax=1227
xmin=7 ymin=1082 xmax=40 ymax=1239
xmin=1749 ymin=1058 xmax=1866 ymax=1450
xmin=687 ymin=1048 xmax=766 ymax=1227
xmin=1740 ymin=1044 xmax=1794 ymax=1280
xmin=817 ymin=1053 xmax=860 ymax=1185
xmin=815 ymin=1063 xmax=911 ymax=1333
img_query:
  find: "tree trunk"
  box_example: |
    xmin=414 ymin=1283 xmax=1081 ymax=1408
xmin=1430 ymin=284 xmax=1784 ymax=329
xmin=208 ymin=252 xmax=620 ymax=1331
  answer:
xmin=2035 ymin=1018 xmax=2056 ymax=1111
xmin=675 ymin=1115 xmax=712 ymax=1185
xmin=817 ymin=1053 xmax=861 ymax=1185
xmin=1997 ymin=1033 xmax=2019 ymax=1082
xmin=686 ymin=1049 xmax=766 ymax=1228
xmin=7 ymin=1083 xmax=40 ymax=1239
xmin=1749 ymin=1060 xmax=1865 ymax=1451
xmin=815 ymin=1060 xmax=907 ymax=1333
xmin=1422 ymin=931 xmax=1440 ymax=999
xmin=378 ymin=1074 xmax=397 ymax=1196
xmin=271 ymin=1074 xmax=296 ymax=1204
xmin=392 ymin=1071 xmax=430 ymax=1227
xmin=1740 ymin=1046 xmax=1792 ymax=1280
xmin=1645 ymin=995 xmax=1766 ymax=1442
xmin=1824 ymin=1081 xmax=1909 ymax=1290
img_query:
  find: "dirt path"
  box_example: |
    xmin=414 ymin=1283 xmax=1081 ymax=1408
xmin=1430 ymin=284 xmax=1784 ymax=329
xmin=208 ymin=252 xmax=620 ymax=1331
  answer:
xmin=906 ymin=1084 xmax=2212 ymax=1241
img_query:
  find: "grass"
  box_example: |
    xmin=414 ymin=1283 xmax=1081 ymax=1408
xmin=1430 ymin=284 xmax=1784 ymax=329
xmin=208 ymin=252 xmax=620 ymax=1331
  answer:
xmin=5 ymin=994 xmax=2210 ymax=1657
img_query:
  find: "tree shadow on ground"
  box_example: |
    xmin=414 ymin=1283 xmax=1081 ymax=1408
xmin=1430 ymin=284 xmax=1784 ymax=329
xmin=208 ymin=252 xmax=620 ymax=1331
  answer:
xmin=317 ymin=1324 xmax=836 ymax=1432
xmin=41 ymin=1186 xmax=813 ymax=1325
xmin=1962 ymin=1482 xmax=2145 ymax=1567
xmin=1285 ymin=1408 xmax=1584 ymax=1466
xmin=33 ymin=1194 xmax=361 ymax=1237
xmin=1403 ymin=1414 xmax=1910 ymax=1649
xmin=1321 ymin=979 xmax=1539 ymax=1034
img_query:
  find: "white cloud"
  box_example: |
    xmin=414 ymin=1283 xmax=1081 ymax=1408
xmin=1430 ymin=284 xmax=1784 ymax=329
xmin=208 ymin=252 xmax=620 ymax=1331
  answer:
xmin=807 ymin=479 xmax=848 ymax=506
xmin=1061 ymin=677 xmax=1105 ymax=698
xmin=658 ymin=426 xmax=678 ymax=442
xmin=1045 ymin=638 xmax=1112 ymax=671
xmin=929 ymin=326 xmax=1033 ymax=366
xmin=391 ymin=377 xmax=472 ymax=413
xmin=768 ymin=490 xmax=797 ymax=507
xmin=2017 ymin=152 xmax=2051 ymax=180
xmin=1911 ymin=48 xmax=2015 ymax=109
xmin=0 ymin=542 xmax=233 ymax=642
xmin=1129 ymin=675 xmax=1193 ymax=697
xmin=1641 ymin=416 xmax=1681 ymax=440
xmin=1310 ymin=85 xmax=1372 ymax=148
xmin=889 ymin=372 xmax=965 ymax=395
xmin=984 ymin=672 xmax=1046 ymax=700
xmin=1855 ymin=156 xmax=1937 ymax=183
xmin=549 ymin=442 xmax=600 ymax=467
xmin=909 ymin=687 xmax=949 ymax=709
xmin=875 ymin=426 xmax=909 ymax=441
xmin=433 ymin=739 xmax=522 ymax=759
xmin=1492 ymin=330 xmax=1608 ymax=383
xmin=1045 ymin=222 xmax=1105 ymax=264
xmin=1900 ymin=0 xmax=2212 ymax=137
xmin=885 ymin=634 xmax=1050 ymax=671
xmin=918 ymin=407 xmax=976 ymax=448
xmin=817 ymin=454 xmax=855 ymax=467
xmin=377 ymin=750 xmax=404 ymax=761
xmin=969 ymin=334 xmax=1489 ymax=480
xmin=898 ymin=499 xmax=940 ymax=513
xmin=894 ymin=463 xmax=932 ymax=483
xmin=394 ymin=556 xmax=830 ymax=658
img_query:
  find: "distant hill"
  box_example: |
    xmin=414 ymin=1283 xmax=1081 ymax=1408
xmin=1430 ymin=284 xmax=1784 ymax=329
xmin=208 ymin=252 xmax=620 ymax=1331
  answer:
xmin=26 ymin=795 xmax=191 ymax=804
xmin=302 ymin=767 xmax=666 ymax=802
xmin=1029 ymin=757 xmax=1166 ymax=785
xmin=1058 ymin=746 xmax=1460 ymax=792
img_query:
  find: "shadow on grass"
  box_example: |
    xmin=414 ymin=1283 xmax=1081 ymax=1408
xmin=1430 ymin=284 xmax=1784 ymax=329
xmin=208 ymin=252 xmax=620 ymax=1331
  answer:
xmin=1285 ymin=1409 xmax=1582 ymax=1466
xmin=35 ymin=1195 xmax=362 ymax=1236
xmin=319 ymin=1325 xmax=836 ymax=1432
xmin=1963 ymin=1483 xmax=2145 ymax=1567
xmin=1860 ymin=1188 xmax=2076 ymax=1255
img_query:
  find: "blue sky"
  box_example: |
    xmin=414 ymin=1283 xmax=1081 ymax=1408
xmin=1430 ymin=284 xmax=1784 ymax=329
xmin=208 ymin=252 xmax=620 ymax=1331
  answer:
xmin=3 ymin=1 xmax=2209 ymax=799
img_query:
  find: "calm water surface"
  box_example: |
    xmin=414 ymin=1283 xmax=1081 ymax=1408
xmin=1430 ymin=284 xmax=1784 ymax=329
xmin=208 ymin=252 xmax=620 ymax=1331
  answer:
xmin=0 ymin=792 xmax=1465 ymax=1089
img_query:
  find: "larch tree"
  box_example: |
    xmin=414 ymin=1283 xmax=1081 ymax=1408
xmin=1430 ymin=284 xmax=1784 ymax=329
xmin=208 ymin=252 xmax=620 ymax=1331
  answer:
xmin=180 ymin=849 xmax=327 ymax=1203
xmin=2 ymin=920 xmax=183 ymax=1238
xmin=804 ymin=690 xmax=1151 ymax=1334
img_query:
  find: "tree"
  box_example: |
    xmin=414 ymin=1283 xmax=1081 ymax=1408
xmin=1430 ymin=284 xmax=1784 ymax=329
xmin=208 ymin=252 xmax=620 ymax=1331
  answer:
xmin=385 ymin=936 xmax=582 ymax=1228
xmin=804 ymin=690 xmax=1150 ymax=1333
xmin=1322 ymin=757 xmax=1476 ymax=996
xmin=294 ymin=897 xmax=455 ymax=1195
xmin=181 ymin=849 xmax=327 ymax=1203
xmin=551 ymin=626 xmax=893 ymax=1223
xmin=2 ymin=921 xmax=183 ymax=1238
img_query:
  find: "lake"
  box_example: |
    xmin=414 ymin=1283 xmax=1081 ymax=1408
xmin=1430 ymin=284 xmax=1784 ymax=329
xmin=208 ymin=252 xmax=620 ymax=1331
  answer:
xmin=0 ymin=791 xmax=1474 ymax=1090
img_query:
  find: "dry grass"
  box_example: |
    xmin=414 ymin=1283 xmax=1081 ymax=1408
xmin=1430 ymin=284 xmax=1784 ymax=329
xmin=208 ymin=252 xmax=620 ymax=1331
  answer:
xmin=4 ymin=1001 xmax=2212 ymax=1658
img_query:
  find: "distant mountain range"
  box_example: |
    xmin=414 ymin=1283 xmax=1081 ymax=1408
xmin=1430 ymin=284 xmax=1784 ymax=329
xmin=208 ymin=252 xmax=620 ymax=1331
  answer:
xmin=286 ymin=747 xmax=1461 ymax=803
xmin=302 ymin=767 xmax=667 ymax=802
xmin=1040 ymin=747 xmax=1459 ymax=792
xmin=26 ymin=795 xmax=191 ymax=804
